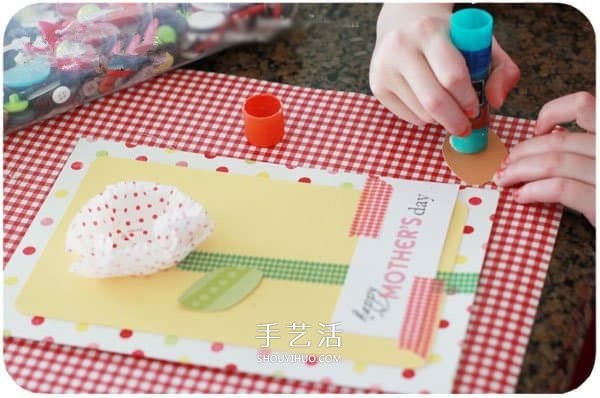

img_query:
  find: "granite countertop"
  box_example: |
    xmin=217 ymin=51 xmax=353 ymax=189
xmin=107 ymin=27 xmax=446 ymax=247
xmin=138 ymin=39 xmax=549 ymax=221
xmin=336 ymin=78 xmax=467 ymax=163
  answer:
xmin=185 ymin=3 xmax=596 ymax=393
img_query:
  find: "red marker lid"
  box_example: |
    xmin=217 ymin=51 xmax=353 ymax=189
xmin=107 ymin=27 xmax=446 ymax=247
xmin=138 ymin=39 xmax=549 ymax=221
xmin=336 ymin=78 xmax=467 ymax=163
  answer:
xmin=243 ymin=94 xmax=284 ymax=148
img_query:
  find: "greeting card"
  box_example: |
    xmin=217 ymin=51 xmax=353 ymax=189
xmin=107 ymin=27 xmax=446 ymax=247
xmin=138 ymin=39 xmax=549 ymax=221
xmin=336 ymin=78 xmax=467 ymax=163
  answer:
xmin=4 ymin=138 xmax=499 ymax=393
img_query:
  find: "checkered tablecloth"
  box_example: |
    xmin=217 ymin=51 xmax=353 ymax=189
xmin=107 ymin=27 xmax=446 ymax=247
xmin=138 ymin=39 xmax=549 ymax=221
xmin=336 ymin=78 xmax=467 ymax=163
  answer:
xmin=3 ymin=69 xmax=562 ymax=393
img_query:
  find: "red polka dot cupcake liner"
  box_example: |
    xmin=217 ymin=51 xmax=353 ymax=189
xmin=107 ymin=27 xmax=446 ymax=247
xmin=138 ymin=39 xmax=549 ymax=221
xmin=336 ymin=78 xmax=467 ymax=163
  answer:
xmin=66 ymin=181 xmax=213 ymax=278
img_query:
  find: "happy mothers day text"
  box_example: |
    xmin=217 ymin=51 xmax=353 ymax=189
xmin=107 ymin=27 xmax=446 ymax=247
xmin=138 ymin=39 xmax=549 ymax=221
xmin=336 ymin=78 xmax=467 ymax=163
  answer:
xmin=353 ymin=193 xmax=435 ymax=322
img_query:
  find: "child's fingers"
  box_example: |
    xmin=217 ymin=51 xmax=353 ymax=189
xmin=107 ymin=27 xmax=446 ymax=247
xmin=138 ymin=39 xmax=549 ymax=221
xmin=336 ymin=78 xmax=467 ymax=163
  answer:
xmin=534 ymin=92 xmax=596 ymax=135
xmin=494 ymin=152 xmax=595 ymax=187
xmin=515 ymin=178 xmax=595 ymax=225
xmin=421 ymin=34 xmax=479 ymax=116
xmin=400 ymin=52 xmax=472 ymax=136
xmin=369 ymin=37 xmax=434 ymax=125
xmin=506 ymin=129 xmax=595 ymax=163
xmin=386 ymin=71 xmax=435 ymax=124
xmin=485 ymin=37 xmax=521 ymax=109
xmin=375 ymin=88 xmax=430 ymax=127
xmin=370 ymin=61 xmax=433 ymax=125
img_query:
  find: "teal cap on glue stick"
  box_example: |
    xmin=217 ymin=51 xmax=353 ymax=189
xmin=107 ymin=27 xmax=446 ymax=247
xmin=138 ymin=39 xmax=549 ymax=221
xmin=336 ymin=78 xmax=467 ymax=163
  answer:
xmin=449 ymin=8 xmax=493 ymax=154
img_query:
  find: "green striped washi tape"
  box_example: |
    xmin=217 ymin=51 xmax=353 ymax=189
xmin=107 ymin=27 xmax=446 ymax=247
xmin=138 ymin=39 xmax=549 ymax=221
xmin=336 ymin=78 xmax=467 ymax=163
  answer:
xmin=177 ymin=252 xmax=479 ymax=292
xmin=177 ymin=252 xmax=348 ymax=285
xmin=435 ymin=271 xmax=480 ymax=294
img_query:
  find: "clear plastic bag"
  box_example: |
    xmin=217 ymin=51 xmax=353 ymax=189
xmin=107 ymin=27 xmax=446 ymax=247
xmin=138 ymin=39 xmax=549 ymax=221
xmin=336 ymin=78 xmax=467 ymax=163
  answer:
xmin=3 ymin=3 xmax=295 ymax=133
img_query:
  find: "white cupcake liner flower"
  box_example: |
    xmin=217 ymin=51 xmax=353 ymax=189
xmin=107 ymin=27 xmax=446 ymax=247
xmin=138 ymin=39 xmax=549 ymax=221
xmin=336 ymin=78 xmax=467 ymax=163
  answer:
xmin=66 ymin=181 xmax=213 ymax=278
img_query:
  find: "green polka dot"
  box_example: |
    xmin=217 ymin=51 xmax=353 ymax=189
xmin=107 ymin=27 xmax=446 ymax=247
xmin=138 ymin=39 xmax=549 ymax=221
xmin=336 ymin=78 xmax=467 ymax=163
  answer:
xmin=272 ymin=370 xmax=285 ymax=378
xmin=164 ymin=148 xmax=176 ymax=154
xmin=256 ymin=172 xmax=270 ymax=179
xmin=164 ymin=335 xmax=179 ymax=345
xmin=352 ymin=362 xmax=367 ymax=373
xmin=55 ymin=189 xmax=69 ymax=198
xmin=3 ymin=329 xmax=11 ymax=338
xmin=428 ymin=353 xmax=442 ymax=363
xmin=5 ymin=276 xmax=18 ymax=286
xmin=455 ymin=255 xmax=468 ymax=265
xmin=75 ymin=323 xmax=89 ymax=332
xmin=96 ymin=150 xmax=109 ymax=157
xmin=341 ymin=182 xmax=353 ymax=189
xmin=178 ymin=356 xmax=190 ymax=363
xmin=245 ymin=160 xmax=256 ymax=164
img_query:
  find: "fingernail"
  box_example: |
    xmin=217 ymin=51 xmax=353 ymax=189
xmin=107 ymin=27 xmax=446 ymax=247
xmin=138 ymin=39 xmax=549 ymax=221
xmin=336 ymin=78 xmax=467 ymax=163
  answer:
xmin=555 ymin=125 xmax=568 ymax=133
xmin=457 ymin=126 xmax=471 ymax=137
xmin=512 ymin=189 xmax=520 ymax=201
xmin=466 ymin=106 xmax=479 ymax=118
xmin=494 ymin=163 xmax=508 ymax=185
xmin=492 ymin=171 xmax=502 ymax=184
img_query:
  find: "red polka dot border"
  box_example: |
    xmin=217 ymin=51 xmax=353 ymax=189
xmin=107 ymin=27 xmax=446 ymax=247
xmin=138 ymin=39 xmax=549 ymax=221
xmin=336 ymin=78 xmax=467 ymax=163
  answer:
xmin=224 ymin=363 xmax=237 ymax=374
xmin=119 ymin=329 xmax=133 ymax=339
xmin=132 ymin=350 xmax=145 ymax=358
xmin=22 ymin=246 xmax=36 ymax=255
xmin=305 ymin=355 xmax=319 ymax=366
xmin=468 ymin=196 xmax=482 ymax=206
xmin=211 ymin=342 xmax=224 ymax=352
xmin=402 ymin=369 xmax=415 ymax=379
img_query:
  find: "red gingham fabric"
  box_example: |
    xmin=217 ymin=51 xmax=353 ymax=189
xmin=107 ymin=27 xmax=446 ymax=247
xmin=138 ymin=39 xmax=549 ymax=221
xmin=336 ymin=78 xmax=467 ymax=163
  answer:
xmin=398 ymin=278 xmax=445 ymax=359
xmin=349 ymin=176 xmax=393 ymax=238
xmin=3 ymin=69 xmax=561 ymax=393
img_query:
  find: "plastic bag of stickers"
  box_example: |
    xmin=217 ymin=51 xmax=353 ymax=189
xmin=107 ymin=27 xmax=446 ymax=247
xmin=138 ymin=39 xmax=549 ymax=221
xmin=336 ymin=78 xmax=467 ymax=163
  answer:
xmin=3 ymin=3 xmax=295 ymax=133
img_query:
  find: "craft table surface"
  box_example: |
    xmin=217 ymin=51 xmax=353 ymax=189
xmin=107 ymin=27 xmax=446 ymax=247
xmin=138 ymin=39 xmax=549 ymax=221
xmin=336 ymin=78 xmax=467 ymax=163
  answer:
xmin=2 ymin=3 xmax=595 ymax=394
xmin=186 ymin=3 xmax=596 ymax=393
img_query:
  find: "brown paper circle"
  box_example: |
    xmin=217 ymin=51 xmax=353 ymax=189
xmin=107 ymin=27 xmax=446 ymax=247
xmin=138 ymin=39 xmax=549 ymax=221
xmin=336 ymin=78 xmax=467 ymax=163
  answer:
xmin=442 ymin=130 xmax=507 ymax=186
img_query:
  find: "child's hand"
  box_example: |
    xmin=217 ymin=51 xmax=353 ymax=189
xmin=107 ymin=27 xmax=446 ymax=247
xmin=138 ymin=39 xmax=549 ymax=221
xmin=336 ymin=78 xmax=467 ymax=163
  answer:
xmin=494 ymin=92 xmax=596 ymax=225
xmin=369 ymin=4 xmax=520 ymax=136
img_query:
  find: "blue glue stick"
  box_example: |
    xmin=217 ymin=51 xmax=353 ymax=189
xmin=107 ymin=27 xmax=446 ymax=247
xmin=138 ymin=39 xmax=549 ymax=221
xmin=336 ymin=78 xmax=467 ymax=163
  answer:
xmin=449 ymin=8 xmax=493 ymax=154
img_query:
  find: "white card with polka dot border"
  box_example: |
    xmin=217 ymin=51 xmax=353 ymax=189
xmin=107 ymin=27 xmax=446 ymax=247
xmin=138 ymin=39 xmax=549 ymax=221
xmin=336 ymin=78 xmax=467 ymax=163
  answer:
xmin=4 ymin=137 xmax=499 ymax=393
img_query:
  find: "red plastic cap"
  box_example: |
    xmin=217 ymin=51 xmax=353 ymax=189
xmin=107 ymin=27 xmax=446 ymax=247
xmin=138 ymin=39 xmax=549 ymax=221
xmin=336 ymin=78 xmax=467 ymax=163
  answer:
xmin=243 ymin=94 xmax=284 ymax=148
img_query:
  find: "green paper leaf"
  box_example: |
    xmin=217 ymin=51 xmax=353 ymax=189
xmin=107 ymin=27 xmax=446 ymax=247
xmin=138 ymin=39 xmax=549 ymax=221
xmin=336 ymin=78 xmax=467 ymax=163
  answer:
xmin=179 ymin=267 xmax=263 ymax=311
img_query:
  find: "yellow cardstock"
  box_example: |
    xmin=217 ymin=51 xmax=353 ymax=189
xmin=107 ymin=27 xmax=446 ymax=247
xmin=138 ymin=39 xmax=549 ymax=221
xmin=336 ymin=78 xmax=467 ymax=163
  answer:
xmin=16 ymin=156 xmax=467 ymax=368
xmin=438 ymin=201 xmax=469 ymax=273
